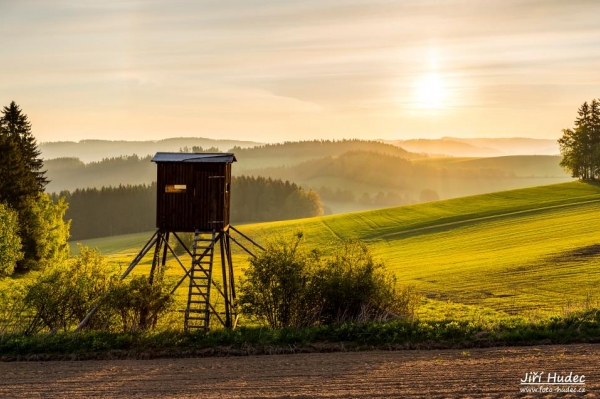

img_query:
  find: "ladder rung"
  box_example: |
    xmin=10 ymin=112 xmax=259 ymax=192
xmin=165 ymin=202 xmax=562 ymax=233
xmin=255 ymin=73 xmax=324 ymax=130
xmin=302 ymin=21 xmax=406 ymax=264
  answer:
xmin=188 ymin=300 xmax=209 ymax=304
xmin=191 ymin=269 xmax=210 ymax=274
xmin=186 ymin=308 xmax=208 ymax=313
xmin=186 ymin=316 xmax=209 ymax=320
xmin=187 ymin=309 xmax=209 ymax=314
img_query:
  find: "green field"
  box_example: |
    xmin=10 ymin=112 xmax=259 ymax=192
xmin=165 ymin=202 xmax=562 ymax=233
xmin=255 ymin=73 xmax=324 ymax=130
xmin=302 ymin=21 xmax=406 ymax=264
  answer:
xmin=71 ymin=181 xmax=600 ymax=317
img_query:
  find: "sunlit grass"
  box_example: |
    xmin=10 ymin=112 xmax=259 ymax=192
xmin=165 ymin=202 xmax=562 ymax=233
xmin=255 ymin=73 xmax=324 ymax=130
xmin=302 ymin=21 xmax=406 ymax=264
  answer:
xmin=53 ymin=181 xmax=600 ymax=320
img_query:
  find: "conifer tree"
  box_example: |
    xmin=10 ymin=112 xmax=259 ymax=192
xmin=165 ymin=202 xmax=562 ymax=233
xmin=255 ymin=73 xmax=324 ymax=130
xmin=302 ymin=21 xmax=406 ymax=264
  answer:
xmin=0 ymin=101 xmax=48 ymax=192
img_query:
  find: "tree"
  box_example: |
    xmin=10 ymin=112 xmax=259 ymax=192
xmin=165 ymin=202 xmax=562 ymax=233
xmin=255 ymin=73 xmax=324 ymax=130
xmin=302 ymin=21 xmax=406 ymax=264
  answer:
xmin=0 ymin=102 xmax=66 ymax=273
xmin=0 ymin=102 xmax=48 ymax=192
xmin=17 ymin=194 xmax=70 ymax=271
xmin=0 ymin=130 xmax=39 ymax=207
xmin=558 ymin=99 xmax=600 ymax=180
xmin=0 ymin=203 xmax=23 ymax=276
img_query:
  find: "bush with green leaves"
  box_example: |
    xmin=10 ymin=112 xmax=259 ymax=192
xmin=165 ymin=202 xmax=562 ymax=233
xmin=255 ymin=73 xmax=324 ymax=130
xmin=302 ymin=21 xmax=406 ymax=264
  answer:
xmin=0 ymin=203 xmax=23 ymax=276
xmin=239 ymin=232 xmax=420 ymax=329
xmin=239 ymin=232 xmax=320 ymax=329
xmin=20 ymin=245 xmax=174 ymax=334
xmin=0 ymin=281 xmax=27 ymax=336
xmin=104 ymin=275 xmax=175 ymax=333
xmin=314 ymin=239 xmax=418 ymax=324
xmin=22 ymin=246 xmax=118 ymax=334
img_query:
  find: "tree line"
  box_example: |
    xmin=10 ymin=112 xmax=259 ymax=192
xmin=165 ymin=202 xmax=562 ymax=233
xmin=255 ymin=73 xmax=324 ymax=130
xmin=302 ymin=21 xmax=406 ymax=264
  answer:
xmin=559 ymin=99 xmax=600 ymax=180
xmin=56 ymin=176 xmax=324 ymax=241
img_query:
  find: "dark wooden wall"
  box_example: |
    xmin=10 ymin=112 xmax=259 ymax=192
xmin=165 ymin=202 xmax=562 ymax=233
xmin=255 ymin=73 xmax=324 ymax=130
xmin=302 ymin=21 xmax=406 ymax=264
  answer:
xmin=156 ymin=162 xmax=231 ymax=232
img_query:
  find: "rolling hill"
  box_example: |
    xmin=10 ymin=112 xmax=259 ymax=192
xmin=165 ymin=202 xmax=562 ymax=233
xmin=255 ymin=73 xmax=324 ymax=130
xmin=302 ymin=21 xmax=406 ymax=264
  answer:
xmin=386 ymin=137 xmax=559 ymax=157
xmin=73 ymin=181 xmax=600 ymax=316
xmin=43 ymin=140 xmax=420 ymax=192
xmin=40 ymin=137 xmax=261 ymax=163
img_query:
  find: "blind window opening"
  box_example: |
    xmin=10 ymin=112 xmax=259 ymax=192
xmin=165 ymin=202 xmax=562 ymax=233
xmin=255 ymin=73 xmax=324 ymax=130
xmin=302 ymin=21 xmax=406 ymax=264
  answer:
xmin=165 ymin=184 xmax=187 ymax=193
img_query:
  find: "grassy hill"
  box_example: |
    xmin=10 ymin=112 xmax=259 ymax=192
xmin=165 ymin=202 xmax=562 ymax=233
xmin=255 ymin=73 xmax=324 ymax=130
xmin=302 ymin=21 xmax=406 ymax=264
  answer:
xmin=71 ymin=181 xmax=600 ymax=316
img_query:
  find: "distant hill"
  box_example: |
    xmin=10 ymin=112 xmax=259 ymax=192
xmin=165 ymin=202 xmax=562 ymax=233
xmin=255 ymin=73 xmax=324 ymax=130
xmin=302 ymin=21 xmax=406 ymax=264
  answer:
xmin=415 ymin=155 xmax=567 ymax=177
xmin=43 ymin=140 xmax=421 ymax=192
xmin=451 ymin=137 xmax=560 ymax=155
xmin=387 ymin=139 xmax=503 ymax=157
xmin=386 ymin=137 xmax=559 ymax=157
xmin=244 ymin=151 xmax=572 ymax=207
xmin=233 ymin=139 xmax=421 ymax=171
xmin=40 ymin=137 xmax=261 ymax=163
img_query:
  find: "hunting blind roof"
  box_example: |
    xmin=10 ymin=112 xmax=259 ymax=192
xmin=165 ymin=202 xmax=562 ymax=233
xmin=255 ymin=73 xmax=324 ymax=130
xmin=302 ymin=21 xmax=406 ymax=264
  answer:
xmin=151 ymin=152 xmax=237 ymax=163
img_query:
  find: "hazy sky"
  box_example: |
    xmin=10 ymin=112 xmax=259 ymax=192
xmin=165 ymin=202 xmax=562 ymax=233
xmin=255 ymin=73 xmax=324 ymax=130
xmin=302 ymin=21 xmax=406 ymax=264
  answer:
xmin=1 ymin=0 xmax=599 ymax=143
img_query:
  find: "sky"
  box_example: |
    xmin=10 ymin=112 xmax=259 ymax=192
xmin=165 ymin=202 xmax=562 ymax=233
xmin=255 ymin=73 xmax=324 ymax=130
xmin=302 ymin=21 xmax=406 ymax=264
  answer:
xmin=1 ymin=0 xmax=599 ymax=143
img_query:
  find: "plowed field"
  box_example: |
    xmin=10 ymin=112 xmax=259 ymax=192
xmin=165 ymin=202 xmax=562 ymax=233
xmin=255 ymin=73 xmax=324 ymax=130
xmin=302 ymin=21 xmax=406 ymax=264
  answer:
xmin=1 ymin=344 xmax=598 ymax=398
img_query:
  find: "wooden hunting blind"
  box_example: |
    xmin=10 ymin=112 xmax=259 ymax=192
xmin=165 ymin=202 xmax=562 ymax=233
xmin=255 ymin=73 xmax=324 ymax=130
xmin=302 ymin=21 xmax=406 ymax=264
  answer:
xmin=152 ymin=152 xmax=235 ymax=232
xmin=77 ymin=152 xmax=263 ymax=333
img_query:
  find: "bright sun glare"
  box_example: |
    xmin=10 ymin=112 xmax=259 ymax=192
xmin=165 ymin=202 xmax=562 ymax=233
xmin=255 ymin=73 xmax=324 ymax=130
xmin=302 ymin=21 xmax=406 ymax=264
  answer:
xmin=414 ymin=72 xmax=447 ymax=109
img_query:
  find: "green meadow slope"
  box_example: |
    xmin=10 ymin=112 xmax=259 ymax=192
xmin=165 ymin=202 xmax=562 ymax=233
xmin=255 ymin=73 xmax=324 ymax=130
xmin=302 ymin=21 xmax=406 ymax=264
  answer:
xmin=73 ymin=181 xmax=600 ymax=315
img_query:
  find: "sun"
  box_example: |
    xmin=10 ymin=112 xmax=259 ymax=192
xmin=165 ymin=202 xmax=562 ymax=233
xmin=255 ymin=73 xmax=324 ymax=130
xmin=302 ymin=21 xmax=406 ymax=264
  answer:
xmin=414 ymin=72 xmax=447 ymax=110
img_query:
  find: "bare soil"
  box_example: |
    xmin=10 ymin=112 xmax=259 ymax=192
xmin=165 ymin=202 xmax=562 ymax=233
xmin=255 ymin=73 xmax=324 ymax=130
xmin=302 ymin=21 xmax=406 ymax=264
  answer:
xmin=1 ymin=344 xmax=598 ymax=398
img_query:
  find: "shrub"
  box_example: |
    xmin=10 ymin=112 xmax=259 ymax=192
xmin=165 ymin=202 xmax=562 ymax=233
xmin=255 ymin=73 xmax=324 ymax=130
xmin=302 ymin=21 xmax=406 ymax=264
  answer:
xmin=0 ymin=281 xmax=27 ymax=336
xmin=20 ymin=245 xmax=175 ymax=334
xmin=104 ymin=275 xmax=175 ymax=332
xmin=315 ymin=240 xmax=419 ymax=324
xmin=239 ymin=232 xmax=320 ymax=329
xmin=22 ymin=246 xmax=118 ymax=334
xmin=239 ymin=233 xmax=420 ymax=329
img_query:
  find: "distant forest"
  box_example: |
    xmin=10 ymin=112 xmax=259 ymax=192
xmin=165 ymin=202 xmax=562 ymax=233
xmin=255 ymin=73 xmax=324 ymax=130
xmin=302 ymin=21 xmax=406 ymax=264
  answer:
xmin=54 ymin=176 xmax=323 ymax=241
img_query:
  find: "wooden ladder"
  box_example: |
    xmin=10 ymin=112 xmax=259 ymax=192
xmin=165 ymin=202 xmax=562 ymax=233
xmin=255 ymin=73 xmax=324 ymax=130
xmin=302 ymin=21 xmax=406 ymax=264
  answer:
xmin=184 ymin=230 xmax=216 ymax=331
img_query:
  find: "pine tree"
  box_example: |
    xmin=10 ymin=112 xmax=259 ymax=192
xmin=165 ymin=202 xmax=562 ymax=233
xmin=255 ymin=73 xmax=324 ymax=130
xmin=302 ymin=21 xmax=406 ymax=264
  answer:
xmin=0 ymin=101 xmax=49 ymax=192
